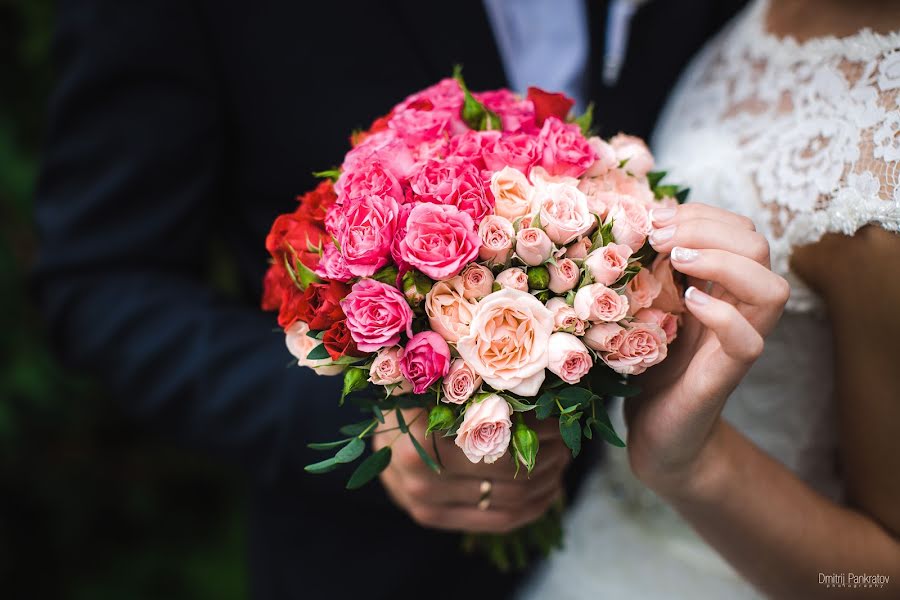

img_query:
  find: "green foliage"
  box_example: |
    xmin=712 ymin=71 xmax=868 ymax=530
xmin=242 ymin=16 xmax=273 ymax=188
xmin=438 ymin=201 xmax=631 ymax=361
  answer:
xmin=453 ymin=65 xmax=501 ymax=131
xmin=0 ymin=3 xmax=246 ymax=597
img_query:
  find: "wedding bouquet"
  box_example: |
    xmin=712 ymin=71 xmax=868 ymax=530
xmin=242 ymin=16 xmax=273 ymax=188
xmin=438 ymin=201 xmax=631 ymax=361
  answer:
xmin=262 ymin=68 xmax=686 ymax=567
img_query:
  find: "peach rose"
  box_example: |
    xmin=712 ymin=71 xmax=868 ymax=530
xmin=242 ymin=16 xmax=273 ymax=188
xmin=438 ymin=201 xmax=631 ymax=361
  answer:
xmin=601 ymin=322 xmax=668 ymax=375
xmin=610 ymin=133 xmax=655 ymax=178
xmin=546 ymin=297 xmax=587 ymax=335
xmin=577 ymin=177 xmax=614 ymax=219
xmin=650 ymin=254 xmax=685 ymax=314
xmin=533 ymin=181 xmax=595 ymax=245
xmin=369 ymin=347 xmax=413 ymax=395
xmin=564 ymin=236 xmax=593 ymax=260
xmin=624 ymin=268 xmax=662 ymax=314
xmin=490 ymin=166 xmax=534 ymax=221
xmin=548 ymin=258 xmax=580 ymax=294
xmin=441 ymin=359 xmax=482 ymax=404
xmin=455 ymin=393 xmax=512 ymax=464
xmin=574 ymin=283 xmax=629 ymax=323
xmin=608 ymin=195 xmax=652 ymax=252
xmin=635 ymin=308 xmax=678 ymax=343
xmin=285 ymin=321 xmax=345 ymax=376
xmin=478 ymin=215 xmax=515 ymax=264
xmin=584 ymin=243 xmax=632 ymax=286
xmin=460 ymin=264 xmax=494 ymax=300
xmin=583 ymin=322 xmax=626 ymax=352
xmin=585 ymin=136 xmax=618 ymax=178
xmin=516 ymin=227 xmax=553 ymax=266
xmin=425 ymin=276 xmax=477 ymax=343
xmin=548 ymin=332 xmax=593 ymax=384
xmin=457 ymin=289 xmax=554 ymax=397
xmin=495 ymin=267 xmax=529 ymax=292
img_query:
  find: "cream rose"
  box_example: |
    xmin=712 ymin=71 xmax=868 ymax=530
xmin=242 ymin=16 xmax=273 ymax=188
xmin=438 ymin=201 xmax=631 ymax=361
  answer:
xmin=457 ymin=289 xmax=554 ymax=397
xmin=369 ymin=347 xmax=414 ymax=395
xmin=515 ymin=227 xmax=553 ymax=266
xmin=425 ymin=276 xmax=477 ymax=343
xmin=285 ymin=322 xmax=344 ymax=376
xmin=478 ymin=214 xmax=515 ymax=264
xmin=547 ymin=332 xmax=593 ymax=384
xmin=533 ymin=181 xmax=595 ymax=245
xmin=495 ymin=267 xmax=529 ymax=292
xmin=583 ymin=322 xmax=625 ymax=352
xmin=574 ymin=283 xmax=629 ymax=323
xmin=460 ymin=263 xmax=494 ymax=300
xmin=548 ymin=258 xmax=580 ymax=294
xmin=441 ymin=359 xmax=482 ymax=404
xmin=490 ymin=166 xmax=534 ymax=221
xmin=455 ymin=393 xmax=512 ymax=464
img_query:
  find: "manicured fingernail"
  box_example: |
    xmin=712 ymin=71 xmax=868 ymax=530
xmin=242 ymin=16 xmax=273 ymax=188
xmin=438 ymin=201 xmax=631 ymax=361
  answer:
xmin=649 ymin=225 xmax=675 ymax=245
xmin=685 ymin=286 xmax=709 ymax=305
xmin=671 ymin=246 xmax=699 ymax=262
xmin=650 ymin=208 xmax=676 ymax=224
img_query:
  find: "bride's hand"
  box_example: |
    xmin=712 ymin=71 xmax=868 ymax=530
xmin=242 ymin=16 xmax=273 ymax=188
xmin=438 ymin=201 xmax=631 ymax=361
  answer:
xmin=624 ymin=203 xmax=790 ymax=498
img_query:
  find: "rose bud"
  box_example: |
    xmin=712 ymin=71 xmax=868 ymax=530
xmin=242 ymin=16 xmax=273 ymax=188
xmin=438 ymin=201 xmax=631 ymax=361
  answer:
xmin=460 ymin=264 xmax=494 ymax=300
xmin=512 ymin=419 xmax=539 ymax=474
xmin=584 ymin=243 xmax=633 ymax=286
xmin=583 ymin=322 xmax=625 ymax=352
xmin=547 ymin=332 xmax=593 ymax=384
xmin=574 ymin=283 xmax=629 ymax=323
xmin=426 ymin=404 xmax=456 ymax=436
xmin=441 ymin=358 xmax=482 ymax=404
xmin=527 ymin=265 xmax=551 ymax=290
xmin=495 ymin=267 xmax=529 ymax=292
xmin=546 ymin=297 xmax=587 ymax=335
xmin=516 ymin=227 xmax=553 ymax=266
xmin=548 ymin=258 xmax=580 ymax=294
xmin=564 ymin=236 xmax=593 ymax=260
xmin=478 ymin=214 xmax=515 ymax=265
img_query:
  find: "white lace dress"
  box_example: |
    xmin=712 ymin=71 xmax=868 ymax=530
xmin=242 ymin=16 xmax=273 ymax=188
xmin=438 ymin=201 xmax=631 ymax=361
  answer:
xmin=522 ymin=1 xmax=900 ymax=597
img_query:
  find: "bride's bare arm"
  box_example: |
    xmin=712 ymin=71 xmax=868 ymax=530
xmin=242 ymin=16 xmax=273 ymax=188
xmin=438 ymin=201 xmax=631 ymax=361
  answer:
xmin=649 ymin=225 xmax=900 ymax=598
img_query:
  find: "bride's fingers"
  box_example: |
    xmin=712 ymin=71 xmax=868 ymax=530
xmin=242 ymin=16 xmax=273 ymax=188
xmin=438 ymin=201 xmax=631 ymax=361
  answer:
xmin=670 ymin=247 xmax=789 ymax=332
xmin=684 ymin=286 xmax=765 ymax=366
xmin=649 ymin=217 xmax=771 ymax=267
xmin=650 ymin=202 xmax=756 ymax=232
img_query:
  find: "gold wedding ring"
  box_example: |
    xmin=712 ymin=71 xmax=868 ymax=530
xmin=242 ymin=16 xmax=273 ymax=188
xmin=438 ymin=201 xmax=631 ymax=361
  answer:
xmin=478 ymin=479 xmax=492 ymax=511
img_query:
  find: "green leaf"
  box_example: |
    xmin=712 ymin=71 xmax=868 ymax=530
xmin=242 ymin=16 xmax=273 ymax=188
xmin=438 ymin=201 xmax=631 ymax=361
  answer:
xmin=396 ymin=408 xmax=409 ymax=433
xmin=312 ymin=168 xmax=341 ymax=181
xmin=372 ymin=265 xmax=400 ymax=286
xmin=306 ymin=329 xmax=326 ymax=340
xmin=340 ymin=419 xmax=376 ymax=437
xmin=306 ymin=344 xmax=331 ymax=361
xmin=346 ymin=446 xmax=392 ymax=489
xmin=372 ymin=404 xmax=385 ymax=424
xmin=654 ymin=184 xmax=679 ymax=200
xmin=341 ymin=367 xmax=369 ymax=405
xmin=408 ymin=432 xmax=441 ymax=473
xmin=304 ymin=456 xmax=340 ymax=474
xmin=505 ymin=396 xmax=537 ymax=412
xmin=559 ymin=417 xmax=583 ymax=458
xmin=453 ymin=65 xmax=501 ymax=131
xmin=557 ymin=386 xmax=594 ymax=408
xmin=593 ymin=407 xmax=626 ymax=447
xmin=295 ymin=259 xmax=322 ymax=289
xmin=572 ymin=102 xmax=595 ymax=137
xmin=675 ymin=187 xmax=690 ymax=204
xmin=426 ymin=404 xmax=455 ymax=435
xmin=308 ymin=438 xmax=353 ymax=451
xmin=647 ymin=171 xmax=668 ymax=189
xmin=334 ymin=437 xmax=366 ymax=463
xmin=535 ymin=391 xmax=555 ymax=419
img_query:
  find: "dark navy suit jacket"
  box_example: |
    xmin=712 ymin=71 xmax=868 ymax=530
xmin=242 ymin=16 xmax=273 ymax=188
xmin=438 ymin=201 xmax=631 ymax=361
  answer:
xmin=34 ymin=1 xmax=746 ymax=597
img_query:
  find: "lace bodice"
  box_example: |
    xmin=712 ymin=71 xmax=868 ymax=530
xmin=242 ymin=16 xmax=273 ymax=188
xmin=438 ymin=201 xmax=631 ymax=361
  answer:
xmin=522 ymin=2 xmax=900 ymax=598
xmin=653 ymin=0 xmax=900 ymax=312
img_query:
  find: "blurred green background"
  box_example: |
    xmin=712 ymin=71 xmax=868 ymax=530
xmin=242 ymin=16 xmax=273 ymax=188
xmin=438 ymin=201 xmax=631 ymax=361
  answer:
xmin=0 ymin=2 xmax=247 ymax=598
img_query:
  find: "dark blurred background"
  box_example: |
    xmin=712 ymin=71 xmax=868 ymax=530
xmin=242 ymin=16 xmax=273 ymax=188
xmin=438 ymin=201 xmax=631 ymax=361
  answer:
xmin=0 ymin=2 xmax=247 ymax=597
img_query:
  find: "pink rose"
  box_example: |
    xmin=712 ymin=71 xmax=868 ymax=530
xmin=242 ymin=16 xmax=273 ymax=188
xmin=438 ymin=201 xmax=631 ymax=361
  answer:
xmin=387 ymin=107 xmax=452 ymax=144
xmin=396 ymin=78 xmax=464 ymax=114
xmin=610 ymin=133 xmax=655 ymax=177
xmin=548 ymin=332 xmax=593 ymax=384
xmin=457 ymin=289 xmax=554 ymax=397
xmin=585 ymin=137 xmax=618 ymax=177
xmin=624 ymin=268 xmax=662 ymax=314
xmin=336 ymin=161 xmax=403 ymax=205
xmin=441 ymin=359 xmax=483 ymax=404
xmin=400 ymin=331 xmax=452 ymax=394
xmin=577 ymin=178 xmax=614 ymax=219
xmin=338 ymin=194 xmax=401 ymax=277
xmin=601 ymin=322 xmax=668 ymax=375
xmin=546 ymin=297 xmax=587 ymax=335
xmin=650 ymin=254 xmax=685 ymax=314
xmin=455 ymin=393 xmax=512 ymax=464
xmin=342 ymin=130 xmax=415 ymax=181
xmin=460 ymin=264 xmax=494 ymax=300
xmin=478 ymin=215 xmax=515 ymax=264
xmin=446 ymin=129 xmax=501 ymax=170
xmin=369 ymin=347 xmax=413 ymax=395
xmin=315 ymin=242 xmax=353 ymax=282
xmin=581 ymin=168 xmax=655 ymax=214
xmin=516 ymin=227 xmax=553 ymax=266
xmin=342 ymin=279 xmax=414 ymax=352
xmin=495 ymin=267 xmax=529 ymax=292
xmin=489 ymin=166 xmax=534 ymax=222
xmin=574 ymin=283 xmax=629 ymax=323
xmin=475 ymin=89 xmax=537 ymax=133
xmin=564 ymin=236 xmax=593 ymax=260
xmin=425 ymin=276 xmax=477 ymax=343
xmin=584 ymin=243 xmax=632 ymax=286
xmin=410 ymin=160 xmax=492 ymax=223
xmin=534 ymin=182 xmax=595 ymax=245
xmin=483 ymin=133 xmax=541 ymax=173
xmin=635 ymin=308 xmax=678 ymax=343
xmin=285 ymin=321 xmax=344 ymax=376
xmin=398 ymin=203 xmax=480 ymax=280
xmin=537 ymin=117 xmax=595 ymax=178
xmin=583 ymin=322 xmax=626 ymax=352
xmin=609 ymin=195 xmax=651 ymax=252
xmin=548 ymin=258 xmax=580 ymax=294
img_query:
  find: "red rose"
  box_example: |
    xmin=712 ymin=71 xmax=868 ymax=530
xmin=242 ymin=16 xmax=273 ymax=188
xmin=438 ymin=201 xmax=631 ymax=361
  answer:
xmin=265 ymin=213 xmax=325 ymax=270
xmin=527 ymin=87 xmax=575 ymax=127
xmin=262 ymin=261 xmax=291 ymax=311
xmin=323 ymin=320 xmax=366 ymax=361
xmin=297 ymin=280 xmax=349 ymax=331
xmin=296 ymin=180 xmax=338 ymax=225
xmin=277 ymin=285 xmax=308 ymax=329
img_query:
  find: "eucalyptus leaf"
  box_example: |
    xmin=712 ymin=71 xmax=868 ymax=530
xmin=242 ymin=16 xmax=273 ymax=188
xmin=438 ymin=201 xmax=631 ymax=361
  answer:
xmin=308 ymin=438 xmax=353 ymax=451
xmin=340 ymin=419 xmax=375 ymax=437
xmin=505 ymin=396 xmax=537 ymax=412
xmin=304 ymin=456 xmax=340 ymax=474
xmin=593 ymin=407 xmax=626 ymax=447
xmin=396 ymin=408 xmax=409 ymax=433
xmin=559 ymin=417 xmax=582 ymax=457
xmin=408 ymin=432 xmax=440 ymax=473
xmin=306 ymin=344 xmax=331 ymax=361
xmin=535 ymin=391 xmax=555 ymax=419
xmin=334 ymin=437 xmax=366 ymax=463
xmin=346 ymin=446 xmax=392 ymax=489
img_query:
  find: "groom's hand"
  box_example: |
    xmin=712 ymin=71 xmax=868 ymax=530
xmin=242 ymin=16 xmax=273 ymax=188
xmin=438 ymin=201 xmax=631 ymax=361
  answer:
xmin=375 ymin=409 xmax=571 ymax=534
